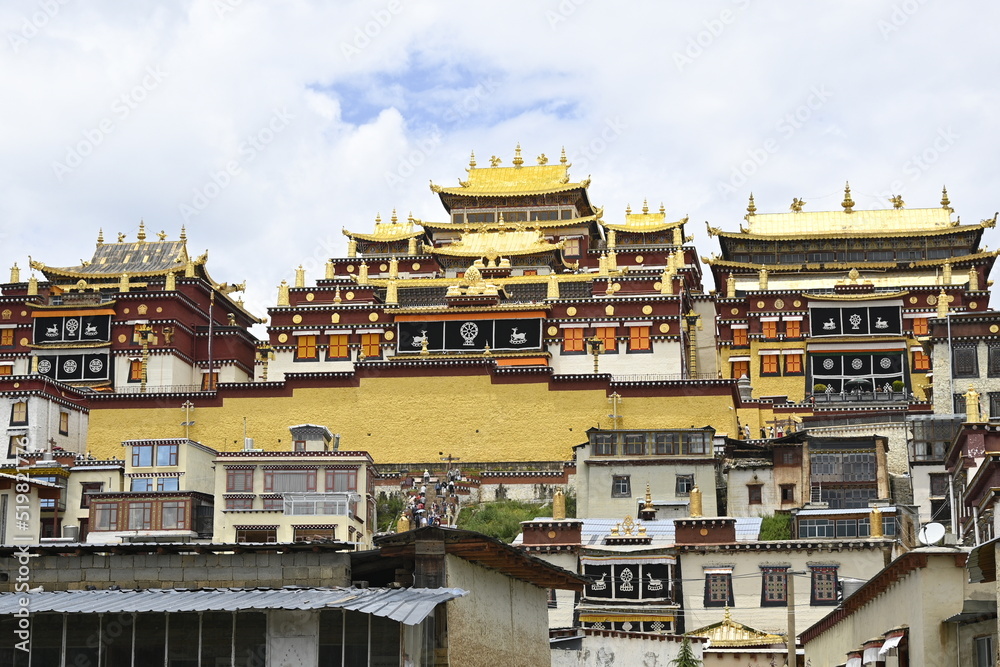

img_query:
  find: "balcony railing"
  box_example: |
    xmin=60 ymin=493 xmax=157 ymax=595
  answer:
xmin=811 ymin=390 xmax=910 ymax=404
xmin=282 ymin=492 xmax=359 ymax=517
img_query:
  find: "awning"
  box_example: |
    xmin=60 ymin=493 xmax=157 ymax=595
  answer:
xmin=878 ymin=632 xmax=905 ymax=656
xmin=0 ymin=587 xmax=468 ymax=626
xmin=967 ymin=536 xmax=999 ymax=583
xmin=943 ymin=599 xmax=998 ymax=624
xmin=862 ymin=643 xmax=883 ymax=663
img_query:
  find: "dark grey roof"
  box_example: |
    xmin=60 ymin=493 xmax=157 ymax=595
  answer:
xmin=0 ymin=587 xmax=467 ymax=625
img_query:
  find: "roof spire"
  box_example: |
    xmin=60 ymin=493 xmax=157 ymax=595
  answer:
xmin=746 ymin=193 xmax=757 ymax=216
xmin=375 ymin=212 xmax=382 ymax=224
xmin=97 ymin=228 xmax=104 ymax=245
xmin=559 ymin=147 xmax=567 ymax=164
xmin=179 ymin=225 xmax=187 ymax=242
xmin=841 ymin=182 xmax=855 ymax=213
xmin=659 ymin=202 xmax=665 ymax=214
xmin=391 ymin=209 xmax=398 ymax=223
xmin=941 ymin=185 xmax=952 ymax=210
xmin=469 ymin=150 xmax=476 ymax=168
xmin=625 ymin=203 xmax=632 ymax=215
xmin=512 ymin=143 xmax=524 ymax=167
xmin=137 ymin=220 xmax=147 ymax=242
xmin=642 ymin=199 xmax=649 ymax=214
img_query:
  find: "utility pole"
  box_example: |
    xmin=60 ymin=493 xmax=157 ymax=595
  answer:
xmin=786 ymin=571 xmax=803 ymax=666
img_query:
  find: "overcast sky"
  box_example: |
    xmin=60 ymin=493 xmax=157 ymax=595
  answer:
xmin=2 ymin=1 xmax=997 ymax=321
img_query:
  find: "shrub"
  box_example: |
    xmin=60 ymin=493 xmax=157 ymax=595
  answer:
xmin=759 ymin=513 xmax=791 ymax=541
xmin=891 ymin=380 xmax=905 ymax=392
xmin=813 ymin=383 xmax=827 ymax=393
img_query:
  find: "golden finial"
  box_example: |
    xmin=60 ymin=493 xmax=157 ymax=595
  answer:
xmin=96 ymin=229 xmax=104 ymax=245
xmin=642 ymin=199 xmax=649 ymax=214
xmin=643 ymin=483 xmax=653 ymax=511
xmin=420 ymin=336 xmax=429 ymax=356
xmin=625 ymin=204 xmax=632 ymax=215
xmin=537 ymin=153 xmax=548 ymax=165
xmin=790 ymin=198 xmax=805 ymax=212
xmin=469 ymin=150 xmax=476 ymax=168
xmin=941 ymin=186 xmax=952 ymax=210
xmin=137 ymin=220 xmax=147 ymax=242
xmin=659 ymin=203 xmax=665 ymax=214
xmin=391 ymin=209 xmax=398 ymax=223
xmin=157 ymin=230 xmax=168 ymax=241
xmin=334 ymin=285 xmax=342 ymax=303
xmin=842 ymin=182 xmax=855 ymax=212
xmin=489 ymin=155 xmax=501 ymax=167
xmin=179 ymin=225 xmax=187 ymax=242
xmin=375 ymin=212 xmax=382 ymax=224
xmin=9 ymin=263 xmax=19 ymax=284
xmin=746 ymin=193 xmax=757 ymax=216
xmin=559 ymin=147 xmax=567 ymax=164
xmin=483 ymin=343 xmax=492 ymax=357
xmin=889 ymin=194 xmax=904 ymax=210
xmin=117 ymin=232 xmax=126 ymax=243
xmin=408 ymin=211 xmax=415 ymax=223
xmin=512 ymin=143 xmax=523 ymax=167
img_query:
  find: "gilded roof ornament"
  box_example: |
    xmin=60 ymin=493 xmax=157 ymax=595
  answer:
xmin=469 ymin=150 xmax=476 ymax=168
xmin=625 ymin=204 xmax=632 ymax=215
xmin=841 ymin=182 xmax=855 ymax=213
xmin=537 ymin=153 xmax=548 ymax=165
xmin=334 ymin=285 xmax=342 ymax=303
xmin=746 ymin=193 xmax=757 ymax=216
xmin=429 ymin=181 xmax=443 ymax=193
xmin=390 ymin=209 xmax=398 ymax=223
xmin=890 ymin=195 xmax=905 ymax=210
xmin=117 ymin=233 xmax=126 ymax=243
xmin=642 ymin=199 xmax=649 ymax=214
xmin=559 ymin=147 xmax=567 ymax=164
xmin=137 ymin=220 xmax=147 ymax=242
xmin=659 ymin=203 xmax=665 ymax=214
xmin=705 ymin=221 xmax=722 ymax=237
xmin=790 ymin=198 xmax=805 ymax=212
xmin=941 ymin=185 xmax=951 ymax=210
xmin=489 ymin=155 xmax=502 ymax=167
xmin=179 ymin=225 xmax=187 ymax=242
xmin=512 ymin=143 xmax=523 ymax=167
xmin=157 ymin=230 xmax=168 ymax=240
xmin=643 ymin=483 xmax=653 ymax=511
xmin=96 ymin=229 xmax=104 ymax=245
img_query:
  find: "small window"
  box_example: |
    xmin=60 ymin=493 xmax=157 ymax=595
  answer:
xmin=683 ymin=432 xmax=709 ymax=455
xmin=93 ymin=503 xmax=118 ymax=531
xmin=953 ymin=347 xmax=979 ymax=378
xmin=160 ymin=501 xmax=187 ymax=530
xmin=562 ymin=238 xmax=581 ymax=258
xmin=611 ymin=475 xmax=631 ymax=498
xmin=731 ymin=360 xmax=749 ymax=379
xmin=975 ymin=636 xmax=994 ymax=667
xmin=130 ymin=478 xmax=152 ymax=492
xmin=628 ymin=326 xmax=651 ymax=352
xmin=785 ymin=354 xmax=803 ymax=375
xmin=595 ymin=326 xmax=617 ymax=353
xmin=760 ymin=567 xmax=788 ymax=607
xmin=131 ymin=444 xmax=153 ymax=467
xmin=293 ymin=440 xmax=307 ymax=452
xmin=296 ymin=335 xmax=318 ymax=361
xmin=989 ymin=346 xmax=1000 ymax=377
xmin=128 ymin=359 xmax=143 ymax=383
xmin=653 ymin=433 xmax=678 ymax=455
xmin=705 ymin=572 xmax=733 ymax=607
xmin=954 ymin=393 xmax=967 ymax=415
xmin=913 ymin=349 xmax=931 ymax=372
xmin=327 ymin=334 xmax=349 ymax=360
xmin=262 ymin=496 xmax=284 ymax=511
xmin=623 ymin=434 xmax=645 ymax=455
xmin=127 ymin=502 xmax=153 ymax=530
xmin=326 ymin=469 xmax=358 ymax=492
xmin=201 ymin=372 xmax=218 ymax=390
xmin=810 ymin=566 xmax=839 ymax=605
xmin=785 ymin=320 xmax=801 ymax=338
xmin=156 ymin=444 xmax=178 ymax=467
xmin=80 ymin=482 xmax=103 ymax=509
xmin=563 ymin=328 xmax=585 ymax=354
xmin=0 ymin=329 xmax=13 ymax=347
xmin=732 ymin=328 xmax=748 ymax=346
xmin=225 ymin=497 xmax=253 ymax=510
xmin=235 ymin=528 xmax=277 ymax=543
xmin=227 ymin=469 xmax=254 ymax=492
xmin=676 ymin=474 xmax=694 ymax=496
xmin=762 ymin=321 xmax=777 ymax=339
xmin=361 ymin=333 xmax=381 ymax=359
xmin=0 ymin=365 xmax=11 ymax=377
xmin=10 ymin=401 xmax=27 ymax=426
xmin=761 ymin=354 xmax=779 ymax=376
xmin=913 ymin=318 xmax=929 ymax=336
xmin=748 ymin=485 xmax=762 ymax=505
xmin=592 ymin=434 xmax=615 ymax=456
xmin=929 ymin=473 xmax=950 ymax=497
xmin=780 ymin=484 xmax=795 ymax=503
xmin=157 ymin=477 xmax=179 ymax=492
xmin=293 ymin=526 xmax=337 ymax=542
xmin=58 ymin=412 xmax=69 ymax=436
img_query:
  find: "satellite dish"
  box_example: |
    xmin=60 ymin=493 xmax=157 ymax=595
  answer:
xmin=918 ymin=522 xmax=946 ymax=546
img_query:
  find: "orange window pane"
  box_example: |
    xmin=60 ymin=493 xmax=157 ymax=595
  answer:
xmin=763 ymin=321 xmax=777 ymax=338
xmin=785 ymin=354 xmax=802 ymax=374
xmin=0 ymin=365 xmax=11 ymax=376
xmin=563 ymin=328 xmax=584 ymax=353
xmin=732 ymin=360 xmax=749 ymax=379
xmin=0 ymin=329 xmax=13 ymax=346
xmin=733 ymin=328 xmax=748 ymax=346
xmin=913 ymin=318 xmax=929 ymax=335
xmin=596 ymin=327 xmax=617 ymax=352
xmin=361 ymin=333 xmax=381 ymax=358
xmin=762 ymin=355 xmax=779 ymax=375
xmin=296 ymin=335 xmax=318 ymax=360
xmin=629 ymin=327 xmax=651 ymax=351
xmin=129 ymin=359 xmax=143 ymax=381
xmin=785 ymin=320 xmax=801 ymax=338
xmin=914 ymin=350 xmax=930 ymax=371
xmin=328 ymin=334 xmax=349 ymax=360
xmin=201 ymin=372 xmax=218 ymax=390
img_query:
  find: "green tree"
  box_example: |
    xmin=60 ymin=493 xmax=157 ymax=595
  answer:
xmin=670 ymin=637 xmax=702 ymax=666
xmin=759 ymin=513 xmax=792 ymax=541
xmin=457 ymin=500 xmax=550 ymax=542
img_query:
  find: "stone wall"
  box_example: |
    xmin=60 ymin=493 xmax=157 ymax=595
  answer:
xmin=0 ymin=550 xmax=351 ymax=592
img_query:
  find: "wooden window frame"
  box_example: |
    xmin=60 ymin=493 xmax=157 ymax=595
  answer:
xmin=226 ymin=469 xmax=254 ymax=492
xmin=784 ymin=353 xmax=803 ymax=375
xmin=761 ymin=354 xmax=780 ymax=376
xmin=595 ymin=326 xmax=617 ymax=353
xmin=0 ymin=329 xmax=13 ymax=347
xmin=10 ymin=401 xmax=27 ymax=426
xmin=295 ymin=335 xmax=319 ymax=361
xmin=361 ymin=333 xmax=382 ymax=359
xmin=785 ymin=320 xmax=801 ymax=338
xmin=326 ymin=469 xmax=358 ymax=492
xmin=762 ymin=320 xmax=778 ymax=339
xmin=627 ymin=326 xmax=651 ymax=353
xmin=562 ymin=328 xmax=585 ymax=354
xmin=326 ymin=334 xmax=350 ymax=361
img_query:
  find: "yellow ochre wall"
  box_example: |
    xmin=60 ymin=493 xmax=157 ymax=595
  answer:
xmin=84 ymin=375 xmax=740 ymax=463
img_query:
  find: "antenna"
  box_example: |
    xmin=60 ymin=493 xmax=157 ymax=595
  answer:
xmin=917 ymin=522 xmax=946 ymax=546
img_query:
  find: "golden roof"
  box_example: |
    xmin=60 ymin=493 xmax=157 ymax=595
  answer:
xmin=430 ymin=163 xmax=589 ymax=197
xmin=426 ymin=229 xmax=563 ymax=258
xmin=708 ymin=208 xmax=995 ymax=240
xmin=688 ymin=610 xmax=785 ymax=648
xmin=421 ymin=214 xmax=600 ymax=231
xmin=343 ymin=212 xmax=423 ymax=242
xmin=602 ymin=210 xmax=686 ymax=234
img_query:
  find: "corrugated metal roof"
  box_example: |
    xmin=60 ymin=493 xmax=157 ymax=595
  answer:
xmin=796 ymin=506 xmax=897 ymax=517
xmin=0 ymin=587 xmax=467 ymax=625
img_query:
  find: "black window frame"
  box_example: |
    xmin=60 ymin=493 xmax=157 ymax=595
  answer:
xmin=810 ymin=566 xmax=839 ymax=606
xmin=760 ymin=567 xmax=788 ymax=607
xmin=675 ymin=474 xmax=694 ymax=496
xmin=611 ymin=475 xmax=632 ymax=498
xmin=953 ymin=346 xmax=979 ymax=378
xmin=704 ymin=571 xmax=734 ymax=607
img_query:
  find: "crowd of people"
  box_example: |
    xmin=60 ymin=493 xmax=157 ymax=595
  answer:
xmin=400 ymin=468 xmax=462 ymax=528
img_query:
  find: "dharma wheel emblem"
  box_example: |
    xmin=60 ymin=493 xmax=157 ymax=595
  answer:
xmin=37 ymin=359 xmax=51 ymax=374
xmin=822 ymin=359 xmax=834 ymax=370
xmin=64 ymin=319 xmax=79 ymax=334
xmin=63 ymin=359 xmax=78 ymax=374
xmin=880 ymin=357 xmax=892 ymax=369
xmin=851 ymin=359 xmax=863 ymax=370
xmin=460 ymin=322 xmax=478 ymax=346
xmin=849 ymin=313 xmax=862 ymax=330
xmin=88 ymin=359 xmax=104 ymax=373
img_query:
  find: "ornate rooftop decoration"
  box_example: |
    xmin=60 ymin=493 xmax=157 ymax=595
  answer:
xmin=422 ymin=227 xmax=564 ymax=258
xmin=429 ymin=146 xmax=590 ymax=197
xmin=687 ymin=608 xmax=786 ymax=647
xmin=343 ymin=210 xmax=422 ymax=242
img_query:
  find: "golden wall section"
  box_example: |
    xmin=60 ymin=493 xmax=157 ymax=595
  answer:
xmin=85 ymin=375 xmax=740 ymax=463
